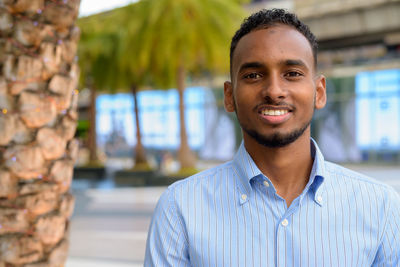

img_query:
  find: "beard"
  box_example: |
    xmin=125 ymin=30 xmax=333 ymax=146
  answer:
xmin=241 ymin=119 xmax=312 ymax=148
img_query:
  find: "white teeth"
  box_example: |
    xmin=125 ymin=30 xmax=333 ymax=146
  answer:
xmin=262 ymin=109 xmax=288 ymax=116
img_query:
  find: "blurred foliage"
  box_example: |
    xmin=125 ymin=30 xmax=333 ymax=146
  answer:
xmin=77 ymin=0 xmax=247 ymax=91
xmin=169 ymin=167 xmax=200 ymax=178
xmin=77 ymin=7 xmax=148 ymax=92
xmin=131 ymin=0 xmax=246 ymax=88
xmin=76 ymin=120 xmax=89 ymax=139
xmin=131 ymin=162 xmax=153 ymax=171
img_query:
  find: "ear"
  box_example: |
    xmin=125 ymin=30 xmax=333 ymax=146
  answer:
xmin=224 ymin=81 xmax=235 ymax=112
xmin=314 ymin=75 xmax=327 ymax=110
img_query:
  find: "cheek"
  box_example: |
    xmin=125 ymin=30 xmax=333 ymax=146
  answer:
xmin=298 ymin=85 xmax=316 ymax=103
xmin=235 ymin=88 xmax=256 ymax=104
xmin=306 ymin=92 xmax=318 ymax=114
xmin=234 ymin=95 xmax=252 ymax=114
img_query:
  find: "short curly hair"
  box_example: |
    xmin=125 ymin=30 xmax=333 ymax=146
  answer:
xmin=230 ymin=9 xmax=318 ymax=74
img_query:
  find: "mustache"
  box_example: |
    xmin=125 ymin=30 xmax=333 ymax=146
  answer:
xmin=253 ymin=100 xmax=295 ymax=111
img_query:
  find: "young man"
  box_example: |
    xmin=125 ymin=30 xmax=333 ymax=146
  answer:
xmin=145 ymin=9 xmax=400 ymax=266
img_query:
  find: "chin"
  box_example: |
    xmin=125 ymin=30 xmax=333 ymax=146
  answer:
xmin=253 ymin=133 xmax=300 ymax=148
xmin=244 ymin=124 xmax=310 ymax=148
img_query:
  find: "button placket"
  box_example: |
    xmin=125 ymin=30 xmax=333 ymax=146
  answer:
xmin=276 ymin=217 xmax=290 ymax=267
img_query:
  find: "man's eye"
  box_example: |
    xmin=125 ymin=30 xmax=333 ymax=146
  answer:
xmin=285 ymin=71 xmax=303 ymax=77
xmin=244 ymin=73 xmax=262 ymax=79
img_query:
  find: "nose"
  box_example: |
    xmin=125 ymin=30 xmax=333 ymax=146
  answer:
xmin=261 ymin=73 xmax=287 ymax=102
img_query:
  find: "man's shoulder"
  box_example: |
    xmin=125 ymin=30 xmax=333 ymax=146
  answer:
xmin=324 ymin=161 xmax=400 ymax=214
xmin=324 ymin=161 xmax=395 ymax=192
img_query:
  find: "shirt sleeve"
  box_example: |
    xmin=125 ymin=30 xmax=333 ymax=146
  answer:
xmin=372 ymin=187 xmax=400 ymax=266
xmin=144 ymin=187 xmax=190 ymax=267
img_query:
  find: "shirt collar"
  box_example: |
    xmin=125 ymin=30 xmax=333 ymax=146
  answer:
xmin=232 ymin=142 xmax=262 ymax=198
xmin=232 ymin=139 xmax=327 ymax=205
xmin=310 ymin=138 xmax=327 ymax=206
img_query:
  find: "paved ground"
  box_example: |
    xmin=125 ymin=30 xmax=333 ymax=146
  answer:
xmin=66 ymin=165 xmax=400 ymax=267
xmin=66 ymin=184 xmax=165 ymax=267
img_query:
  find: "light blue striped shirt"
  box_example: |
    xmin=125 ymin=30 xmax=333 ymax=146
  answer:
xmin=145 ymin=140 xmax=400 ymax=266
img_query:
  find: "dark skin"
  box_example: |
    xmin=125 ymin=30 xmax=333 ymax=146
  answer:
xmin=224 ymin=25 xmax=327 ymax=207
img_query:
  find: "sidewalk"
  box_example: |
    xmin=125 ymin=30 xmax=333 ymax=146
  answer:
xmin=66 ymin=186 xmax=166 ymax=267
xmin=67 ymin=257 xmax=141 ymax=267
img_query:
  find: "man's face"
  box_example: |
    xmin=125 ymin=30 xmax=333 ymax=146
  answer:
xmin=224 ymin=25 xmax=326 ymax=148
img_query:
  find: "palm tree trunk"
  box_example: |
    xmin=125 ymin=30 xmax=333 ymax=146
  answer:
xmin=132 ymin=84 xmax=148 ymax=168
xmin=0 ymin=1 xmax=80 ymax=266
xmin=177 ymin=66 xmax=196 ymax=169
xmin=88 ymin=86 xmax=98 ymax=164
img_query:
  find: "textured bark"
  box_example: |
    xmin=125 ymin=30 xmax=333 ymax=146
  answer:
xmin=132 ymin=84 xmax=148 ymax=167
xmin=176 ymin=66 xmax=196 ymax=169
xmin=0 ymin=0 xmax=81 ymax=266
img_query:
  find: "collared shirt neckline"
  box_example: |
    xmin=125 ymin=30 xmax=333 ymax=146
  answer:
xmin=232 ymin=138 xmax=327 ymax=206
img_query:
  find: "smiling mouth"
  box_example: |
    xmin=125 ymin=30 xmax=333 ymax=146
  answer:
xmin=257 ymin=107 xmax=292 ymax=124
xmin=260 ymin=109 xmax=289 ymax=116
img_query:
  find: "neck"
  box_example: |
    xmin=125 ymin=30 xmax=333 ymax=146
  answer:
xmin=243 ymin=131 xmax=314 ymax=207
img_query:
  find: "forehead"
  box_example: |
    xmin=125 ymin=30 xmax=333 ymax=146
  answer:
xmin=232 ymin=25 xmax=314 ymax=74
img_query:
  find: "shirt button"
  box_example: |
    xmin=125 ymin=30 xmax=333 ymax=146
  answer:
xmin=263 ymin=181 xmax=270 ymax=187
xmin=241 ymin=194 xmax=247 ymax=201
xmin=281 ymin=219 xmax=289 ymax=227
xmin=317 ymin=195 xmax=323 ymax=203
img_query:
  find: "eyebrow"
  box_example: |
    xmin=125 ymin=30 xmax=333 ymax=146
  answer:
xmin=238 ymin=62 xmax=265 ymax=74
xmin=237 ymin=59 xmax=308 ymax=74
xmin=283 ymin=59 xmax=307 ymax=68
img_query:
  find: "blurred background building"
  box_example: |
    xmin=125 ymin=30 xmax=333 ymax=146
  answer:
xmin=75 ymin=0 xmax=400 ymax=170
xmin=295 ymin=0 xmax=400 ymax=162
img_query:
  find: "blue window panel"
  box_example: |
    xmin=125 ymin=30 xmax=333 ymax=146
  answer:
xmin=355 ymin=69 xmax=400 ymax=150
